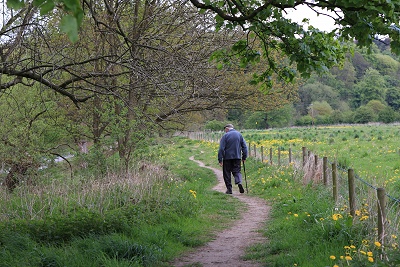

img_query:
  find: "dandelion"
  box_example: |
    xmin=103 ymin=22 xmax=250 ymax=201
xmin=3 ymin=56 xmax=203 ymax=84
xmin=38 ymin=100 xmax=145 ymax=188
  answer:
xmin=333 ymin=265 xmax=339 ymax=267
xmin=189 ymin=190 xmax=197 ymax=199
xmin=362 ymin=240 xmax=369 ymax=246
xmin=332 ymin=213 xmax=343 ymax=221
xmin=345 ymin=256 xmax=352 ymax=261
xmin=330 ymin=255 xmax=336 ymax=260
xmin=368 ymin=257 xmax=374 ymax=263
xmin=294 ymin=214 xmax=299 ymax=217
xmin=367 ymin=251 xmax=373 ymax=257
xmin=374 ymin=241 xmax=382 ymax=248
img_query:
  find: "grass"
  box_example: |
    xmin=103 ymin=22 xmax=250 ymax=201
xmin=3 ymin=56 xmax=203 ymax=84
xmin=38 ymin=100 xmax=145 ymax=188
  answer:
xmin=191 ymin=125 xmax=400 ymax=267
xmin=239 ymin=153 xmax=400 ymax=267
xmin=0 ymin=137 xmax=244 ymax=267
xmin=1 ymin=128 xmax=400 ymax=267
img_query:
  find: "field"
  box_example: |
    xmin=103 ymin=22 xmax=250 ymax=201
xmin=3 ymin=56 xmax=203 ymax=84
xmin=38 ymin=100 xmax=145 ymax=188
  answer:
xmin=239 ymin=124 xmax=400 ymax=198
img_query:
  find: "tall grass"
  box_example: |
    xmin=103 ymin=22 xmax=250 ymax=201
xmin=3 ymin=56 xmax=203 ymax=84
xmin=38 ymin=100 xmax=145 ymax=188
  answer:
xmin=0 ymin=161 xmax=172 ymax=220
xmin=0 ymin=138 xmax=244 ymax=266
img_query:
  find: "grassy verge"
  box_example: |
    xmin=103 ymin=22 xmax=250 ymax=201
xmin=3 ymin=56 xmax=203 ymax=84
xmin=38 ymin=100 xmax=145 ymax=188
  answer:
xmin=242 ymin=152 xmax=400 ymax=267
xmin=0 ymin=137 xmax=243 ymax=267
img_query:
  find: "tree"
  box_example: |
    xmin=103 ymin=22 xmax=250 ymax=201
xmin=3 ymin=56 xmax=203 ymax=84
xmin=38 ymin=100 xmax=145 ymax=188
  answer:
xmin=365 ymin=100 xmax=387 ymax=114
xmin=353 ymin=105 xmax=378 ymax=123
xmin=297 ymin=82 xmax=339 ymax=114
xmin=372 ymin=54 xmax=399 ymax=76
xmin=386 ymin=87 xmax=400 ymax=111
xmin=188 ymin=0 xmax=400 ymax=87
xmin=0 ymin=85 xmax=73 ymax=191
xmin=351 ymin=68 xmax=387 ymax=107
xmin=311 ymin=101 xmax=334 ymax=117
xmin=378 ymin=106 xmax=398 ymax=123
xmin=3 ymin=1 xmax=273 ymax=173
xmin=351 ymin=51 xmax=372 ymax=80
xmin=9 ymin=0 xmax=400 ymax=91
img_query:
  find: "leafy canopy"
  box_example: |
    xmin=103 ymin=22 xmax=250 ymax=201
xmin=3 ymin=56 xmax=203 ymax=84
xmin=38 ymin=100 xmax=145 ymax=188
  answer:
xmin=189 ymin=0 xmax=400 ymax=87
xmin=7 ymin=0 xmax=400 ymax=88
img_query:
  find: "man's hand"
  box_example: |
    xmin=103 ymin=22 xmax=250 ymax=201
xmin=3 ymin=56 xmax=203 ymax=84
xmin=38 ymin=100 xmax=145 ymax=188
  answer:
xmin=219 ymin=162 xmax=223 ymax=167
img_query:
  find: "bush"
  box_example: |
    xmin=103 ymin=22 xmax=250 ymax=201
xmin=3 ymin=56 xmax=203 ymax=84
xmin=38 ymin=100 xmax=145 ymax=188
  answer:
xmin=378 ymin=106 xmax=398 ymax=123
xmin=354 ymin=105 xmax=378 ymax=123
xmin=204 ymin=120 xmax=226 ymax=131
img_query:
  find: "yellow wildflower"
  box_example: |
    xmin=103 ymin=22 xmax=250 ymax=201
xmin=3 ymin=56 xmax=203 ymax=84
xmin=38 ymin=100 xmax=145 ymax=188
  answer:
xmin=368 ymin=257 xmax=374 ymax=263
xmin=189 ymin=190 xmax=197 ymax=199
xmin=330 ymin=255 xmax=336 ymax=260
xmin=374 ymin=241 xmax=382 ymax=248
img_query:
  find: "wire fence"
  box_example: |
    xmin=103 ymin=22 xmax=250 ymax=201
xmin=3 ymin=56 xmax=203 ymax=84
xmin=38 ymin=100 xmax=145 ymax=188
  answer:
xmin=182 ymin=130 xmax=400 ymax=248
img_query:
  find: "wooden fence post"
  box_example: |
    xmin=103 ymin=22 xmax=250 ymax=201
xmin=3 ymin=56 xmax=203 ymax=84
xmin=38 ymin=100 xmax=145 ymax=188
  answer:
xmin=377 ymin=188 xmax=387 ymax=245
xmin=289 ymin=148 xmax=292 ymax=164
xmin=332 ymin=162 xmax=338 ymax=202
xmin=314 ymin=155 xmax=318 ymax=169
xmin=270 ymin=148 xmax=273 ymax=165
xmin=248 ymin=143 xmax=251 ymax=157
xmin=278 ymin=147 xmax=281 ymax=166
xmin=348 ymin=169 xmax=356 ymax=217
xmin=302 ymin=147 xmax=307 ymax=166
xmin=323 ymin=157 xmax=328 ymax=185
xmin=261 ymin=146 xmax=264 ymax=163
xmin=253 ymin=144 xmax=257 ymax=159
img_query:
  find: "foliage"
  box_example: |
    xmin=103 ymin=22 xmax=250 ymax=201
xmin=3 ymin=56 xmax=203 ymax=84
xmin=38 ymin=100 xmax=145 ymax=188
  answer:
xmin=0 ymin=85 xmax=73 ymax=190
xmin=204 ymin=120 xmax=227 ymax=131
xmin=353 ymin=106 xmax=378 ymax=123
xmin=7 ymin=0 xmax=83 ymax=42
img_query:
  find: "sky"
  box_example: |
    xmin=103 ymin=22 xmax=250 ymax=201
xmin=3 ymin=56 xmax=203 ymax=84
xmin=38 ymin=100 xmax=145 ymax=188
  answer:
xmin=284 ymin=5 xmax=338 ymax=32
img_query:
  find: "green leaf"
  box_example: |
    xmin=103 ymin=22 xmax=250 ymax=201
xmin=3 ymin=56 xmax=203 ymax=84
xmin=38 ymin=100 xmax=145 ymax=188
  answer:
xmin=60 ymin=15 xmax=79 ymax=43
xmin=33 ymin=0 xmax=46 ymax=6
xmin=62 ymin=0 xmax=80 ymax=12
xmin=37 ymin=0 xmax=55 ymax=15
xmin=7 ymin=0 xmax=25 ymax=9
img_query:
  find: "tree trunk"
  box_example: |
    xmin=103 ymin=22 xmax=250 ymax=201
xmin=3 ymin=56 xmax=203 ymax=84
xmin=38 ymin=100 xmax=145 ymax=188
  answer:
xmin=4 ymin=162 xmax=30 ymax=192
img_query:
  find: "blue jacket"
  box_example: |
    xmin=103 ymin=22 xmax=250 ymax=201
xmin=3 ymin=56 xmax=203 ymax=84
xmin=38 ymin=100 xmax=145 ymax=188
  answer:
xmin=218 ymin=129 xmax=248 ymax=162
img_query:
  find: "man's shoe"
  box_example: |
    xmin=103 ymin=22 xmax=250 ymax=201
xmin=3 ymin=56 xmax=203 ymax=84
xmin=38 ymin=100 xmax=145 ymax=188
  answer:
xmin=225 ymin=190 xmax=232 ymax=194
xmin=238 ymin=184 xmax=245 ymax=193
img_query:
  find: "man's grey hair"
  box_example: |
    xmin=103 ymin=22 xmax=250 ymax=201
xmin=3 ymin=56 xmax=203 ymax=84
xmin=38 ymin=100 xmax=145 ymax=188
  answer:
xmin=224 ymin=124 xmax=234 ymax=129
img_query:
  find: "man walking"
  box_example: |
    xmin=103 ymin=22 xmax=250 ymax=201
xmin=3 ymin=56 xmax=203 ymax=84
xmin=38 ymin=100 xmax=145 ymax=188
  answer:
xmin=218 ymin=124 xmax=248 ymax=194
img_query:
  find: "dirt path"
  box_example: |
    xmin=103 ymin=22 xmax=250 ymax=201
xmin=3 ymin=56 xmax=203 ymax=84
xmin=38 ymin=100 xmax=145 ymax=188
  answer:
xmin=171 ymin=157 xmax=270 ymax=267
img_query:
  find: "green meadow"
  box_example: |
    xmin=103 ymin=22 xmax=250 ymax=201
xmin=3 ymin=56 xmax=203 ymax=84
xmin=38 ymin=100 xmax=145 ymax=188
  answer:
xmin=1 ymin=127 xmax=400 ymax=267
xmin=240 ymin=124 xmax=400 ymax=197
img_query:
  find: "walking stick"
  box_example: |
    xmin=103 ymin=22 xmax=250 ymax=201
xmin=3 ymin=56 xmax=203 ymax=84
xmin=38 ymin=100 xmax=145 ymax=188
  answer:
xmin=243 ymin=160 xmax=248 ymax=194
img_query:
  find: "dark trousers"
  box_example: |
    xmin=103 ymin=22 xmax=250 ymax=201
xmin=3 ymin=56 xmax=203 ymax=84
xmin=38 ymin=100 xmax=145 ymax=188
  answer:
xmin=222 ymin=159 xmax=242 ymax=191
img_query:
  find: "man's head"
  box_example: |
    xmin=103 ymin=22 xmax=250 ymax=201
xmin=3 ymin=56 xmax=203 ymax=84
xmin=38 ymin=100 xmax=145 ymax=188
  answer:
xmin=224 ymin=124 xmax=234 ymax=132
